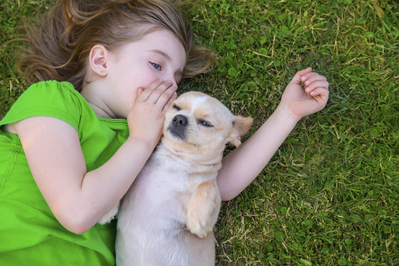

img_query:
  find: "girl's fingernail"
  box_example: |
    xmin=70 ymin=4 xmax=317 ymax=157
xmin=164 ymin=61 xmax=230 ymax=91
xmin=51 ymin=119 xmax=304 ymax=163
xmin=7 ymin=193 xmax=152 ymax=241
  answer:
xmin=159 ymin=79 xmax=164 ymax=82
xmin=305 ymin=81 xmax=309 ymax=85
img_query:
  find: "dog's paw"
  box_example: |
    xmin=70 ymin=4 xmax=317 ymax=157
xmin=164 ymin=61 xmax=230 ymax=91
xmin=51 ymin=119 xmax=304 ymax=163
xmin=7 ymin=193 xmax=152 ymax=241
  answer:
xmin=98 ymin=202 xmax=120 ymax=225
xmin=187 ymin=212 xmax=214 ymax=238
xmin=187 ymin=181 xmax=221 ymax=238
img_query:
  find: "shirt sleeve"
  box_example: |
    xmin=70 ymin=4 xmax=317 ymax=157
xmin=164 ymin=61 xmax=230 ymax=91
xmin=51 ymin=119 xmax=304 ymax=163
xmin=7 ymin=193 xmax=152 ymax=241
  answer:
xmin=0 ymin=81 xmax=84 ymax=132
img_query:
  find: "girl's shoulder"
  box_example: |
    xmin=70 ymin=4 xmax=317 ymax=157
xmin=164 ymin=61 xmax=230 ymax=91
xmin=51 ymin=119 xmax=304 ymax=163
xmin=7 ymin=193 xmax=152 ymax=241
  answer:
xmin=24 ymin=80 xmax=82 ymax=102
xmin=0 ymin=80 xmax=90 ymax=132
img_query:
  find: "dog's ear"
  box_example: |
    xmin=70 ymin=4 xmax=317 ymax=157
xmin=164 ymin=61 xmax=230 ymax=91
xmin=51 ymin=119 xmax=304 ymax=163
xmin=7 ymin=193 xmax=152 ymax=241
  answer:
xmin=229 ymin=116 xmax=253 ymax=147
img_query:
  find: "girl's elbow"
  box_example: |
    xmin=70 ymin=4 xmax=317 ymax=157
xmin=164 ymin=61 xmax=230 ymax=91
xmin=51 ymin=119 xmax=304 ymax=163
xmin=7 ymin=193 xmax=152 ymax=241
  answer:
xmin=65 ymin=222 xmax=91 ymax=235
xmin=221 ymin=194 xmax=236 ymax=201
xmin=220 ymin=189 xmax=239 ymax=201
xmin=52 ymin=206 xmax=93 ymax=234
xmin=61 ymin=216 xmax=92 ymax=235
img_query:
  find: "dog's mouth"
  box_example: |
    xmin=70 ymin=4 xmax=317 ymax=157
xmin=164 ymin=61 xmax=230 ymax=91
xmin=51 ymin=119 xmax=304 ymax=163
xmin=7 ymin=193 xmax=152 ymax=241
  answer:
xmin=166 ymin=114 xmax=188 ymax=140
xmin=167 ymin=125 xmax=186 ymax=140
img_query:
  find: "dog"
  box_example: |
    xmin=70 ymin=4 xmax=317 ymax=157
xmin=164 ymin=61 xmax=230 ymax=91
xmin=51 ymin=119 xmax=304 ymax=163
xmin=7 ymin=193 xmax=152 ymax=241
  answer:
xmin=100 ymin=91 xmax=252 ymax=266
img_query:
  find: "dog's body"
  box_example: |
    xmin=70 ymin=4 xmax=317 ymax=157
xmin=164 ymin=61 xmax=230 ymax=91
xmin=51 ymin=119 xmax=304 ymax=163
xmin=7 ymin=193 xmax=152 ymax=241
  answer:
xmin=116 ymin=143 xmax=220 ymax=265
xmin=100 ymin=91 xmax=252 ymax=266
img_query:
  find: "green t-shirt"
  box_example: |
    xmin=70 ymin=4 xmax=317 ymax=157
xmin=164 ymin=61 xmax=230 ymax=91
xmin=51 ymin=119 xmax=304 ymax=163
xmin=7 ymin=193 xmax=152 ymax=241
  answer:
xmin=0 ymin=80 xmax=129 ymax=265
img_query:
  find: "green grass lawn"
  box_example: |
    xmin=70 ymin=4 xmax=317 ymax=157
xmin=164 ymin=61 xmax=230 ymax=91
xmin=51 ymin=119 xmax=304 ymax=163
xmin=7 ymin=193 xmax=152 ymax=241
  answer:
xmin=1 ymin=0 xmax=398 ymax=265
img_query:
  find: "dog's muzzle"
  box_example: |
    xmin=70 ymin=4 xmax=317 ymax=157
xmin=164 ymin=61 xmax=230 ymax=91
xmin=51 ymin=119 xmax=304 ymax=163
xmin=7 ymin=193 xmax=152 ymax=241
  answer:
xmin=167 ymin=114 xmax=188 ymax=140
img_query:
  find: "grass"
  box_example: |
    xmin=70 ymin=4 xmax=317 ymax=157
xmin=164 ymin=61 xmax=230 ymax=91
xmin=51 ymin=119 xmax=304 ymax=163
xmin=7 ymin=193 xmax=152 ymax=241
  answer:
xmin=1 ymin=0 xmax=398 ymax=265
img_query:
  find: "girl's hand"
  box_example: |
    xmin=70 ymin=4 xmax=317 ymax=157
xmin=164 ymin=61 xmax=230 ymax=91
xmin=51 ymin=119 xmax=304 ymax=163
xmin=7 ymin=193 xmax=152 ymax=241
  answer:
xmin=280 ymin=67 xmax=329 ymax=121
xmin=127 ymin=79 xmax=177 ymax=147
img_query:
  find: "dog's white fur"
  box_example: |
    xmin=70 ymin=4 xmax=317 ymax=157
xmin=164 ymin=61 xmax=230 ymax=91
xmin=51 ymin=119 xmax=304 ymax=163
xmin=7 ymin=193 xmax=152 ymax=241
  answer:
xmin=100 ymin=91 xmax=252 ymax=266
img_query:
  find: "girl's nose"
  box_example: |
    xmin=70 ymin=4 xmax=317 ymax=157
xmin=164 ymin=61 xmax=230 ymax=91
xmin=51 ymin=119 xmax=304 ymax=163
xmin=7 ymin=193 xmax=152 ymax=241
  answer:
xmin=167 ymin=79 xmax=177 ymax=87
xmin=163 ymin=75 xmax=177 ymax=86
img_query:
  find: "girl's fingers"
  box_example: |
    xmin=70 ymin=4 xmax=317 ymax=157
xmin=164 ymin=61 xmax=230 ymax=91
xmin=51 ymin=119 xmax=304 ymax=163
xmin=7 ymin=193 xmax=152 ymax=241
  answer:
xmin=301 ymin=72 xmax=327 ymax=85
xmin=304 ymin=80 xmax=329 ymax=94
xmin=137 ymin=79 xmax=165 ymax=101
xmin=154 ymin=84 xmax=177 ymax=110
xmin=308 ymin=87 xmax=329 ymax=102
xmin=134 ymin=87 xmax=144 ymax=102
xmin=297 ymin=67 xmax=312 ymax=77
xmin=147 ymin=80 xmax=174 ymax=104
xmin=162 ymin=92 xmax=178 ymax=114
xmin=136 ymin=80 xmax=177 ymax=111
xmin=290 ymin=67 xmax=312 ymax=85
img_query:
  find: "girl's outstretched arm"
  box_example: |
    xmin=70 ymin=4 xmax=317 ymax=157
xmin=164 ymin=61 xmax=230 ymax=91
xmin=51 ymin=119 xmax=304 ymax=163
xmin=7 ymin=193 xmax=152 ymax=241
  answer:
xmin=217 ymin=68 xmax=329 ymax=201
xmin=10 ymin=80 xmax=177 ymax=234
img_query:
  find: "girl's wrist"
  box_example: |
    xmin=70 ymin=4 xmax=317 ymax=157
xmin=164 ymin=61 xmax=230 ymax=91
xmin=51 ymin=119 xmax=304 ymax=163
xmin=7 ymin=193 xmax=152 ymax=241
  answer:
xmin=274 ymin=102 xmax=302 ymax=125
xmin=126 ymin=134 xmax=159 ymax=153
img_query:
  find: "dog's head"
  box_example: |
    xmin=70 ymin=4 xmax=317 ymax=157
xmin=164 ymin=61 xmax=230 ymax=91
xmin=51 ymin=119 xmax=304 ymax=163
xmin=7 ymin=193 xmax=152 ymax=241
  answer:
xmin=161 ymin=91 xmax=253 ymax=163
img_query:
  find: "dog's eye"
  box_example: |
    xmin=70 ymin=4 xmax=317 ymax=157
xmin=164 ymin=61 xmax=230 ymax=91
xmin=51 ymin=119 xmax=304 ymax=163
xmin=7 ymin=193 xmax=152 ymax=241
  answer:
xmin=173 ymin=104 xmax=181 ymax=111
xmin=198 ymin=120 xmax=213 ymax=127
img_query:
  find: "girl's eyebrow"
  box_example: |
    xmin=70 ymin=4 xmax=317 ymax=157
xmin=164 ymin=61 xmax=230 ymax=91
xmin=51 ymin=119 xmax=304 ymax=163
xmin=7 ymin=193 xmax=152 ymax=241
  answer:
xmin=147 ymin=49 xmax=184 ymax=76
xmin=147 ymin=49 xmax=171 ymax=62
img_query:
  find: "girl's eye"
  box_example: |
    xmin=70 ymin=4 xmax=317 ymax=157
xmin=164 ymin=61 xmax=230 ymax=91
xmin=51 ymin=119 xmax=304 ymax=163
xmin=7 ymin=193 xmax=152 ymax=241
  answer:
xmin=198 ymin=120 xmax=213 ymax=127
xmin=150 ymin=62 xmax=162 ymax=70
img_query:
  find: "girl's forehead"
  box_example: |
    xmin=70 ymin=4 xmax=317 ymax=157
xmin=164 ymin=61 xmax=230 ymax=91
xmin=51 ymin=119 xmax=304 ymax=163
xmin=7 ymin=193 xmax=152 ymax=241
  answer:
xmin=142 ymin=29 xmax=185 ymax=50
xmin=119 ymin=29 xmax=186 ymax=61
xmin=150 ymin=30 xmax=187 ymax=63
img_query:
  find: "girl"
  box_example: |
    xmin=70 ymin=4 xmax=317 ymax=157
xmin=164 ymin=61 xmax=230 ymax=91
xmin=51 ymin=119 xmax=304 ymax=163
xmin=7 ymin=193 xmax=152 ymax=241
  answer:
xmin=0 ymin=0 xmax=329 ymax=265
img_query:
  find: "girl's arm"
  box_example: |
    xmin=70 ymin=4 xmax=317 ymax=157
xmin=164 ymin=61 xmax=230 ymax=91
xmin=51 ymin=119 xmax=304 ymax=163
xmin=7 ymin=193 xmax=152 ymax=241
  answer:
xmin=11 ymin=80 xmax=177 ymax=234
xmin=217 ymin=68 xmax=329 ymax=201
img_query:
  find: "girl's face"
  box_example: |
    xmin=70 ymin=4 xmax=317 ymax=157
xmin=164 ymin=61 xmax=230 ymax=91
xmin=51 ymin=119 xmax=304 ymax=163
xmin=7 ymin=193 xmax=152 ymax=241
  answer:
xmin=101 ymin=29 xmax=187 ymax=119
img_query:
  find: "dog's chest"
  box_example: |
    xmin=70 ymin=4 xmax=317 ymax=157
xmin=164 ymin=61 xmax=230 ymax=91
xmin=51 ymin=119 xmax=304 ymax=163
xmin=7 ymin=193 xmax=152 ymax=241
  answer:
xmin=126 ymin=146 xmax=219 ymax=216
xmin=137 ymin=150 xmax=215 ymax=195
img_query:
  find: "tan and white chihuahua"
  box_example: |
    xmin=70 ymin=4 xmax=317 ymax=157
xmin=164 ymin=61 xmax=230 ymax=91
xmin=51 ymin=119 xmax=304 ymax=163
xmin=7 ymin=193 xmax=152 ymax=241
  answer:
xmin=100 ymin=91 xmax=252 ymax=266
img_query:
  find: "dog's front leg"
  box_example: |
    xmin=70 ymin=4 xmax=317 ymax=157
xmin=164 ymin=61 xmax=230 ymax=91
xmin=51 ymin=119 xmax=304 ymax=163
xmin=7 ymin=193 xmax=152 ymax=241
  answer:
xmin=187 ymin=181 xmax=221 ymax=238
xmin=98 ymin=202 xmax=120 ymax=225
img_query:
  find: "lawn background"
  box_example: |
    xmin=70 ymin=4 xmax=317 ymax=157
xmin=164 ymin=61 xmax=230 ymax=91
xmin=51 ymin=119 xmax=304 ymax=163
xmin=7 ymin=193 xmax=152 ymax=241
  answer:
xmin=1 ymin=0 xmax=398 ymax=265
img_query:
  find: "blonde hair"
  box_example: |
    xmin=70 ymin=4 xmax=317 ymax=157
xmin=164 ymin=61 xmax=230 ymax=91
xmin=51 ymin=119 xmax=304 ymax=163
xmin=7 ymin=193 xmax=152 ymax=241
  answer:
xmin=17 ymin=0 xmax=214 ymax=91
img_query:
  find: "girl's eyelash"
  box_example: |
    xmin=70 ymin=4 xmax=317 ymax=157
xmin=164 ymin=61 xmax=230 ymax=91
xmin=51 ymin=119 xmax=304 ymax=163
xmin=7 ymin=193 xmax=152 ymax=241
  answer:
xmin=150 ymin=62 xmax=162 ymax=70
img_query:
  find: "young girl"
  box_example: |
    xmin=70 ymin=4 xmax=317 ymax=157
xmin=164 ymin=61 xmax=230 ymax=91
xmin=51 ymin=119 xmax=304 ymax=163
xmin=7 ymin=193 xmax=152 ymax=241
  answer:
xmin=0 ymin=0 xmax=329 ymax=265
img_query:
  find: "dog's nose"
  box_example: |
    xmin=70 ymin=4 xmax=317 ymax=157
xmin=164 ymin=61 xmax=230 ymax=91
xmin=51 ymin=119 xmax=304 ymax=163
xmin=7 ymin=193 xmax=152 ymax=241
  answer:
xmin=173 ymin=115 xmax=188 ymax=127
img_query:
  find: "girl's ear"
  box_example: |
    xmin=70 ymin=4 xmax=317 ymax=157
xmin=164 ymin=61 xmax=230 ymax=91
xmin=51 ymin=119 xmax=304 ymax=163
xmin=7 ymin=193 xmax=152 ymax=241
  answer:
xmin=89 ymin=45 xmax=109 ymax=77
xmin=229 ymin=116 xmax=253 ymax=147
